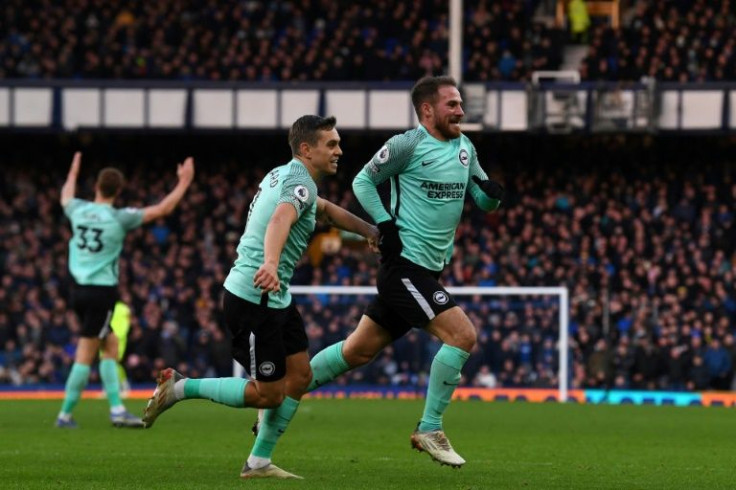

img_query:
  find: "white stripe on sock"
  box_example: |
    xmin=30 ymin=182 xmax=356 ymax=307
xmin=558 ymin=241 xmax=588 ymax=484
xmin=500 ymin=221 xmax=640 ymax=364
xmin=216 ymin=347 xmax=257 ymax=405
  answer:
xmin=247 ymin=455 xmax=271 ymax=469
xmin=401 ymin=278 xmax=435 ymax=320
xmin=173 ymin=379 xmax=186 ymax=400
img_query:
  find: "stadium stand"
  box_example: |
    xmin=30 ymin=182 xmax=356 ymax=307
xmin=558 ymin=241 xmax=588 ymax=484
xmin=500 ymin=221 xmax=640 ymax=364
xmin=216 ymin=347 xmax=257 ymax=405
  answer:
xmin=0 ymin=1 xmax=734 ymax=395
xmin=1 ymin=133 xmax=734 ymax=392
xmin=579 ymin=0 xmax=736 ymax=81
xmin=0 ymin=0 xmax=562 ymax=81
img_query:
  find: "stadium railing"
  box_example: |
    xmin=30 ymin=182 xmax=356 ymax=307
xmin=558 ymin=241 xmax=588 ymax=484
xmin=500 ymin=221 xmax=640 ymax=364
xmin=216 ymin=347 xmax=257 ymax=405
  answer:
xmin=0 ymin=80 xmax=735 ymax=134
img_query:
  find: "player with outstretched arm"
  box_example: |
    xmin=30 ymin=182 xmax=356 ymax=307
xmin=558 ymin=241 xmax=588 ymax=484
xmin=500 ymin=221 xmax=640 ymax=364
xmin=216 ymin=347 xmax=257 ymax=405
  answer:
xmin=57 ymin=152 xmax=194 ymax=428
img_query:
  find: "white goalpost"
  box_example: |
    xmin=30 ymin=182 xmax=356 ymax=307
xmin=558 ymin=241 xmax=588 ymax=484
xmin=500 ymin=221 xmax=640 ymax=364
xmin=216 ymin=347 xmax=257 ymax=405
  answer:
xmin=233 ymin=286 xmax=570 ymax=402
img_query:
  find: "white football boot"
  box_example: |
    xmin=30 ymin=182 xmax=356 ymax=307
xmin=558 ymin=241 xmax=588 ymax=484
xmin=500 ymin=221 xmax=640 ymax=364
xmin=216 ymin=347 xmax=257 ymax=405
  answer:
xmin=142 ymin=368 xmax=183 ymax=428
xmin=410 ymin=424 xmax=466 ymax=468
xmin=240 ymin=462 xmax=303 ymax=479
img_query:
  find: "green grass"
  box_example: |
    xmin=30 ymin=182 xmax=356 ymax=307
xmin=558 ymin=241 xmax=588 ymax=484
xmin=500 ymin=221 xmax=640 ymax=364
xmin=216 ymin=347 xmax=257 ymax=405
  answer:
xmin=1 ymin=399 xmax=735 ymax=489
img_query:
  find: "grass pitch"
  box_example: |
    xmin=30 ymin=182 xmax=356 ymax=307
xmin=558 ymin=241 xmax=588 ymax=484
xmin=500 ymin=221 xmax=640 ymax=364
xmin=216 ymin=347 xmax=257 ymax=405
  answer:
xmin=1 ymin=398 xmax=734 ymax=489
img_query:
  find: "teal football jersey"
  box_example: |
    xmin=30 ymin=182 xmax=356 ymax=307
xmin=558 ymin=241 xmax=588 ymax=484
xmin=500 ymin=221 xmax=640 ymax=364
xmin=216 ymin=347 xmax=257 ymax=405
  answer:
xmin=224 ymin=159 xmax=318 ymax=308
xmin=64 ymin=199 xmax=143 ymax=286
xmin=353 ymin=125 xmax=491 ymax=271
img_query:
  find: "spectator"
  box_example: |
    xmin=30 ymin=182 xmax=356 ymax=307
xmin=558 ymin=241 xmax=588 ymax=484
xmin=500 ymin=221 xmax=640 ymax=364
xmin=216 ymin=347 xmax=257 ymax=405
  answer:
xmin=568 ymin=0 xmax=591 ymax=44
xmin=687 ymin=356 xmax=710 ymax=391
xmin=580 ymin=0 xmax=736 ymax=81
xmin=704 ymin=338 xmax=732 ymax=390
xmin=473 ymin=365 xmax=497 ymax=388
xmin=0 ymin=1 xmax=562 ymax=82
xmin=1 ymin=134 xmax=735 ymax=392
xmin=586 ymin=338 xmax=612 ymax=388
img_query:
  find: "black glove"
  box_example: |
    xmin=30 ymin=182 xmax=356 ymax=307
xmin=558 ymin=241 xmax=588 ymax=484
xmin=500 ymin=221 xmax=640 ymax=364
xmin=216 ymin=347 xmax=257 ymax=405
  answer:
xmin=472 ymin=176 xmax=505 ymax=201
xmin=377 ymin=219 xmax=402 ymax=258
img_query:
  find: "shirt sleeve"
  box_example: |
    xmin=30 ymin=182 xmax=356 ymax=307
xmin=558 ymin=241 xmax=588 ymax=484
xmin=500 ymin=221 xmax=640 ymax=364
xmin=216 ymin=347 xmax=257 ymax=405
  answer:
xmin=466 ymin=142 xmax=501 ymax=212
xmin=352 ymin=134 xmax=413 ymax=224
xmin=360 ymin=134 xmax=413 ymax=185
xmin=278 ymin=173 xmax=317 ymax=218
xmin=114 ymin=207 xmax=145 ymax=231
xmin=62 ymin=198 xmax=83 ymax=219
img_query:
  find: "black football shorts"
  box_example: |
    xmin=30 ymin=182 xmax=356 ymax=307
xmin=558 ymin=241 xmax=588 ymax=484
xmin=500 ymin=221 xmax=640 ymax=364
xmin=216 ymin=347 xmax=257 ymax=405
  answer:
xmin=365 ymin=257 xmax=457 ymax=339
xmin=71 ymin=283 xmax=118 ymax=339
xmin=223 ymin=289 xmax=308 ymax=382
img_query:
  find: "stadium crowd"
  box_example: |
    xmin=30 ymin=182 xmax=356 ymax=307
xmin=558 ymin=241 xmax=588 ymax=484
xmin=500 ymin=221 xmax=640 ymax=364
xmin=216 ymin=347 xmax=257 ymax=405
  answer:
xmin=4 ymin=1 xmax=736 ymax=84
xmin=580 ymin=0 xmax=736 ymax=82
xmin=0 ymin=0 xmax=562 ymax=82
xmin=1 ymin=135 xmax=735 ymax=393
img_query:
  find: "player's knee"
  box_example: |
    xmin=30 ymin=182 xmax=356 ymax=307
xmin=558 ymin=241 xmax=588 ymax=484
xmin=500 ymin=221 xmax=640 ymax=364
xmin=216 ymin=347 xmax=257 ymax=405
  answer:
xmin=298 ymin=369 xmax=312 ymax=390
xmin=300 ymin=370 xmax=313 ymax=391
xmin=286 ymin=369 xmax=312 ymax=396
xmin=259 ymin=391 xmax=285 ymax=408
xmin=451 ymin=327 xmax=476 ymax=352
xmin=102 ymin=344 xmax=118 ymax=359
xmin=461 ymin=328 xmax=477 ymax=351
xmin=343 ymin=347 xmax=376 ymax=368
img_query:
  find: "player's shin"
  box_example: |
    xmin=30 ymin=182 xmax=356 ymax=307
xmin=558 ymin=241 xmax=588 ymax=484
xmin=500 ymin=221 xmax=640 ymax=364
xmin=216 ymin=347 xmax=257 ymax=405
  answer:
xmin=247 ymin=396 xmax=300 ymax=468
xmin=59 ymin=363 xmax=91 ymax=416
xmin=99 ymin=358 xmax=124 ymax=409
xmin=306 ymin=341 xmax=349 ymax=391
xmin=418 ymin=344 xmax=469 ymax=432
xmin=183 ymin=377 xmax=248 ymax=407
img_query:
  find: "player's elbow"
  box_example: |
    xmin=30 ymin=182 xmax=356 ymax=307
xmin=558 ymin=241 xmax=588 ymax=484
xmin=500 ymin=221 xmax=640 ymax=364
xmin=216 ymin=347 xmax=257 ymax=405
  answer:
xmin=142 ymin=204 xmax=170 ymax=224
xmin=351 ymin=173 xmax=371 ymax=197
xmin=158 ymin=202 xmax=176 ymax=218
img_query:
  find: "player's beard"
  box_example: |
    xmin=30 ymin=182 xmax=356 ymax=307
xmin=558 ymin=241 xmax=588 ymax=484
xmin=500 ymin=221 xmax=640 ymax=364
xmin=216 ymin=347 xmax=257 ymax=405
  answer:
xmin=437 ymin=117 xmax=462 ymax=140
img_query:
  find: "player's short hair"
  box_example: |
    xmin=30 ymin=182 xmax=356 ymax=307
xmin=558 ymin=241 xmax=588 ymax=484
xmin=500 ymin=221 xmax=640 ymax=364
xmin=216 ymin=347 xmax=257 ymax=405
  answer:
xmin=96 ymin=167 xmax=125 ymax=198
xmin=411 ymin=76 xmax=458 ymax=118
xmin=288 ymin=115 xmax=337 ymax=156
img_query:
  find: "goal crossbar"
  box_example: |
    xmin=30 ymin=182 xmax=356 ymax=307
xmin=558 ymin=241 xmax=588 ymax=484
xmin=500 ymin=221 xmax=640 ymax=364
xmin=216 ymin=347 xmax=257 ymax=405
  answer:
xmin=241 ymin=286 xmax=570 ymax=401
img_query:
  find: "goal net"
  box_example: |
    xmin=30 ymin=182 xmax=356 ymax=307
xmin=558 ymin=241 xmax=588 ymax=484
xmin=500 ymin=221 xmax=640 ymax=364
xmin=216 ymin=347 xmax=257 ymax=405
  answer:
xmin=235 ymin=286 xmax=570 ymax=401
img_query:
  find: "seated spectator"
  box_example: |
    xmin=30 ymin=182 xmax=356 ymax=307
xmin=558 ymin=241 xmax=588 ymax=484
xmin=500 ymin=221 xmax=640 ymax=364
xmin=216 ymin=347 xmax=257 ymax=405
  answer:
xmin=0 ymin=0 xmax=562 ymax=82
xmin=1 ymin=134 xmax=735 ymax=393
xmin=581 ymin=0 xmax=736 ymax=81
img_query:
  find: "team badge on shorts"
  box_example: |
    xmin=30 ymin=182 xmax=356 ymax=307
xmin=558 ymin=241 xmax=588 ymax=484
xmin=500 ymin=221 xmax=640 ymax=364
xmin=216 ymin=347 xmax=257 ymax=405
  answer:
xmin=458 ymin=149 xmax=469 ymax=167
xmin=433 ymin=291 xmax=449 ymax=305
xmin=258 ymin=361 xmax=276 ymax=376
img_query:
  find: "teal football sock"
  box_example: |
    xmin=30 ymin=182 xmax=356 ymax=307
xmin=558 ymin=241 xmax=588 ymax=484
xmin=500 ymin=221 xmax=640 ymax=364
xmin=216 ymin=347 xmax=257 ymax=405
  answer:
xmin=99 ymin=358 xmax=123 ymax=409
xmin=183 ymin=378 xmax=248 ymax=408
xmin=60 ymin=363 xmax=91 ymax=416
xmin=307 ymin=341 xmax=349 ymax=392
xmin=250 ymin=396 xmax=300 ymax=460
xmin=418 ymin=344 xmax=469 ymax=432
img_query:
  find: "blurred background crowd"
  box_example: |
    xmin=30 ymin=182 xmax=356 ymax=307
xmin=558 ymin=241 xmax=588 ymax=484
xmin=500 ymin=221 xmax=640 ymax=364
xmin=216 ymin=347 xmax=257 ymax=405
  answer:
xmin=1 ymin=0 xmax=559 ymax=82
xmin=1 ymin=133 xmax=734 ymax=392
xmin=1 ymin=0 xmax=735 ymax=393
xmin=3 ymin=1 xmax=735 ymax=83
xmin=580 ymin=0 xmax=736 ymax=82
